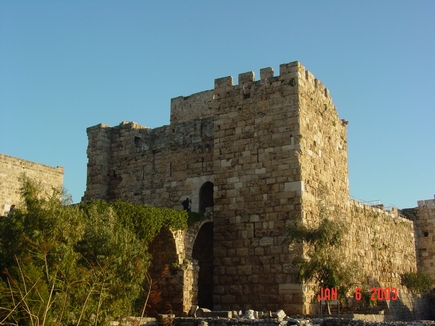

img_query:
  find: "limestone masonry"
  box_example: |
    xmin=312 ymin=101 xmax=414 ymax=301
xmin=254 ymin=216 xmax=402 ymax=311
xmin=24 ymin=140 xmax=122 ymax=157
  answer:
xmin=0 ymin=154 xmax=64 ymax=215
xmin=83 ymin=61 xmax=434 ymax=317
xmin=416 ymin=196 xmax=435 ymax=283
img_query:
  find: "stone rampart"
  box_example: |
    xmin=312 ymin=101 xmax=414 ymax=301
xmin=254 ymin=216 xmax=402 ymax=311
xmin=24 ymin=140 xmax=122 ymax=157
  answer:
xmin=302 ymin=200 xmax=417 ymax=313
xmin=347 ymin=201 xmax=417 ymax=287
xmin=0 ymin=154 xmax=64 ymax=215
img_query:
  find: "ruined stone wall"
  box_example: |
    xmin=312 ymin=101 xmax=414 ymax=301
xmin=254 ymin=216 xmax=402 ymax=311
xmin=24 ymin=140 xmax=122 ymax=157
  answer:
xmin=171 ymin=90 xmax=214 ymax=124
xmin=416 ymin=197 xmax=435 ymax=284
xmin=147 ymin=228 xmax=185 ymax=315
xmin=0 ymin=154 xmax=64 ymax=215
xmin=84 ymin=118 xmax=214 ymax=210
xmin=145 ymin=218 xmax=214 ymax=316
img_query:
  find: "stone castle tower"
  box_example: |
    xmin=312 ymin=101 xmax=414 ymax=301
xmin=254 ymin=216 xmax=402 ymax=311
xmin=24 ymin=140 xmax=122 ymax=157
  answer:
xmin=84 ymin=61 xmax=420 ymax=315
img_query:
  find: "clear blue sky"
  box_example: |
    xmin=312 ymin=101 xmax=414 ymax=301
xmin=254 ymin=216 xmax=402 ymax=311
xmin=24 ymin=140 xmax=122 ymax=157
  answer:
xmin=1 ymin=1 xmax=434 ymax=208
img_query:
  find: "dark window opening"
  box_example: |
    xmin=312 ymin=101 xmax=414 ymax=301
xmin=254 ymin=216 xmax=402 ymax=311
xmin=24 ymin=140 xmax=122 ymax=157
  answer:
xmin=423 ymin=231 xmax=429 ymax=237
xmin=199 ymin=182 xmax=214 ymax=215
xmin=134 ymin=136 xmax=142 ymax=148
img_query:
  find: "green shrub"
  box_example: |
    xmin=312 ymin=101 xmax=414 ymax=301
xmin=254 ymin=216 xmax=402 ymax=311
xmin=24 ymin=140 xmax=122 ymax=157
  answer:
xmin=401 ymin=271 xmax=433 ymax=293
xmin=0 ymin=176 xmax=188 ymax=325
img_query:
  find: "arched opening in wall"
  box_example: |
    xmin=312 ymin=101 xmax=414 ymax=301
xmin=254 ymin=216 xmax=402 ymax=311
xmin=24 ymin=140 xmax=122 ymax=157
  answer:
xmin=192 ymin=222 xmax=214 ymax=309
xmin=199 ymin=182 xmax=214 ymax=215
xmin=147 ymin=229 xmax=182 ymax=316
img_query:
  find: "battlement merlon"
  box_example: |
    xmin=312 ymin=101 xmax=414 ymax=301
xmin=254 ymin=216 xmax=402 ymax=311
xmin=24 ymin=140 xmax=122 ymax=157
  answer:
xmin=170 ymin=61 xmax=336 ymax=124
xmin=86 ymin=62 xmax=338 ymax=127
xmin=213 ymin=61 xmax=332 ymax=98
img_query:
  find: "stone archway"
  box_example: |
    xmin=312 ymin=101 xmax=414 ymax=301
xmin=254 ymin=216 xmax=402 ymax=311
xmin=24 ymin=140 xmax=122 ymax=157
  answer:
xmin=192 ymin=222 xmax=214 ymax=309
xmin=147 ymin=229 xmax=183 ymax=315
xmin=199 ymin=181 xmax=214 ymax=215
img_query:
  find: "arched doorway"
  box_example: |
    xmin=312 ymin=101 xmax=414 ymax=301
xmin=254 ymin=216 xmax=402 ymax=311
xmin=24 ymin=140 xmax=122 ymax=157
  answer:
xmin=147 ymin=229 xmax=183 ymax=315
xmin=199 ymin=182 xmax=214 ymax=215
xmin=192 ymin=222 xmax=213 ymax=309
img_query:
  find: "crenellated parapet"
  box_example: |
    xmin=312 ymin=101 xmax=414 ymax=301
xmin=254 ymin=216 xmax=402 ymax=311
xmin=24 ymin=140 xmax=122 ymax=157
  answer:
xmin=170 ymin=61 xmax=335 ymax=125
xmin=212 ymin=61 xmax=332 ymax=102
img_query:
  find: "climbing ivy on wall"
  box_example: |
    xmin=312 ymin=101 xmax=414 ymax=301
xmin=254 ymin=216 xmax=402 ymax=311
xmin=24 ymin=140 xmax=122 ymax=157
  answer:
xmin=81 ymin=200 xmax=188 ymax=244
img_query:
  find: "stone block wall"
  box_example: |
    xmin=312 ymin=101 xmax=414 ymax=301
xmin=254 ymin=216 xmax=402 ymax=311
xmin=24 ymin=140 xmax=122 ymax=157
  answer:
xmin=347 ymin=202 xmax=417 ymax=287
xmin=84 ymin=118 xmax=214 ymax=210
xmin=171 ymin=90 xmax=214 ymax=124
xmin=295 ymin=63 xmax=350 ymax=221
xmin=416 ymin=197 xmax=435 ymax=284
xmin=302 ymin=200 xmax=417 ymax=313
xmin=212 ymin=63 xmax=303 ymax=313
xmin=0 ymin=154 xmax=64 ymax=215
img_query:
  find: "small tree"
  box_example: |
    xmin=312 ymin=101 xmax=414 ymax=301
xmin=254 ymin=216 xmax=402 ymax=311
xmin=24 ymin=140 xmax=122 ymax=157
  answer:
xmin=286 ymin=218 xmax=358 ymax=313
xmin=284 ymin=186 xmax=359 ymax=314
xmin=401 ymin=271 xmax=433 ymax=319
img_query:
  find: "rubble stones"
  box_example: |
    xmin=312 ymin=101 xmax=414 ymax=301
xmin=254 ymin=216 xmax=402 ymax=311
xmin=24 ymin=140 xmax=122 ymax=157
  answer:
xmin=113 ymin=311 xmax=435 ymax=326
xmin=245 ymin=310 xmax=256 ymax=319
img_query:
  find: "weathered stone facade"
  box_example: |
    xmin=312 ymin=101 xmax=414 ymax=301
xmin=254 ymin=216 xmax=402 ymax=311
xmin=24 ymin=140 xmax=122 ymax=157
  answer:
xmin=415 ymin=196 xmax=435 ymax=284
xmin=84 ymin=61 xmax=426 ymax=316
xmin=0 ymin=154 xmax=64 ymax=215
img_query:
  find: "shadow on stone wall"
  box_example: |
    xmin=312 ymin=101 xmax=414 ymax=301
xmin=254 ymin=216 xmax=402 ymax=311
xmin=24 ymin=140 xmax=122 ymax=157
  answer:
xmin=344 ymin=278 xmax=433 ymax=321
xmin=389 ymin=292 xmax=435 ymax=321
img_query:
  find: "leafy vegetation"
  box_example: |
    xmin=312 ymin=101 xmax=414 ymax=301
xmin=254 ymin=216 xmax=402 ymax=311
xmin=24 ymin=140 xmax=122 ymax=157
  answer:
xmin=401 ymin=271 xmax=433 ymax=319
xmin=286 ymin=218 xmax=359 ymax=304
xmin=284 ymin=187 xmax=359 ymax=313
xmin=401 ymin=271 xmax=433 ymax=293
xmin=0 ymin=176 xmax=188 ymax=325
